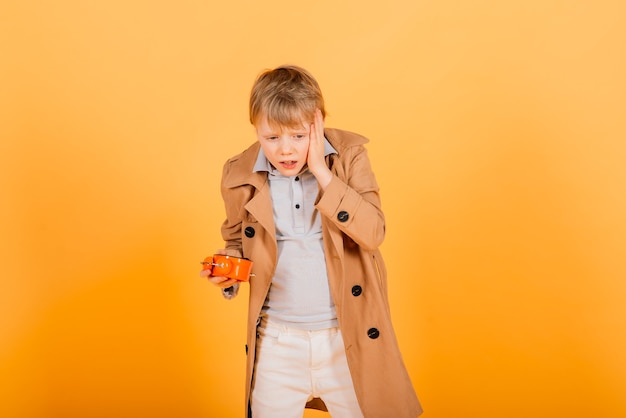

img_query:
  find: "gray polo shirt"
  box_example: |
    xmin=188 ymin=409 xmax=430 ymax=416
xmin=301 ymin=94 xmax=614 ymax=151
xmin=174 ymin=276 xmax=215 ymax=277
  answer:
xmin=253 ymin=139 xmax=339 ymax=330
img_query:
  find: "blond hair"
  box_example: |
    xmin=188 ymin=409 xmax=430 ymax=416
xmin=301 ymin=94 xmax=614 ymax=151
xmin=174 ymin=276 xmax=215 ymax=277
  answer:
xmin=249 ymin=65 xmax=326 ymax=127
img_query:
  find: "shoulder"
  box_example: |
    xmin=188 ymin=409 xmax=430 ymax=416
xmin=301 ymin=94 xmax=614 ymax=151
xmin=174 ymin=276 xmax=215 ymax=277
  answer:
xmin=224 ymin=141 xmax=260 ymax=167
xmin=222 ymin=142 xmax=265 ymax=189
xmin=324 ymin=128 xmax=369 ymax=153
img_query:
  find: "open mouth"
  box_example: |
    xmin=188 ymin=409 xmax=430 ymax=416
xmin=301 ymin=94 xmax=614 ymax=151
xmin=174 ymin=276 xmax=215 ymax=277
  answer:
xmin=280 ymin=161 xmax=297 ymax=169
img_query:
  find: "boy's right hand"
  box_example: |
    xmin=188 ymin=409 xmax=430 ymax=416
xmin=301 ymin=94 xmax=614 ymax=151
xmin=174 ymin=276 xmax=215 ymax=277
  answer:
xmin=200 ymin=249 xmax=239 ymax=288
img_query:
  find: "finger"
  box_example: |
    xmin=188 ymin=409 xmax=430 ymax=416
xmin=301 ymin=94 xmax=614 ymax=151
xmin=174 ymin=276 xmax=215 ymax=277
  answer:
xmin=314 ymin=108 xmax=324 ymax=137
xmin=220 ymin=278 xmax=239 ymax=288
xmin=310 ymin=111 xmax=318 ymax=141
xmin=210 ymin=276 xmax=238 ymax=288
xmin=207 ymin=275 xmax=229 ymax=286
xmin=311 ymin=117 xmax=322 ymax=147
xmin=308 ymin=120 xmax=318 ymax=154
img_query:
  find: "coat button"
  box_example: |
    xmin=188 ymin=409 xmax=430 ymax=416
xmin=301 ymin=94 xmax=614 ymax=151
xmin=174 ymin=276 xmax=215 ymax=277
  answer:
xmin=351 ymin=285 xmax=362 ymax=296
xmin=337 ymin=211 xmax=349 ymax=222
xmin=367 ymin=328 xmax=380 ymax=339
xmin=244 ymin=226 xmax=255 ymax=238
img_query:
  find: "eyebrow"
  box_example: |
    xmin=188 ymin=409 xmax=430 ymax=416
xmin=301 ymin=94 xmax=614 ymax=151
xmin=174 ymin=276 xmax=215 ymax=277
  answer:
xmin=260 ymin=127 xmax=308 ymax=136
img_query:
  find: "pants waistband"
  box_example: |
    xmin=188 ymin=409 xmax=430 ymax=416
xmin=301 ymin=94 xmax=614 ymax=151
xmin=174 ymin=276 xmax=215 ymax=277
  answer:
xmin=259 ymin=317 xmax=340 ymax=337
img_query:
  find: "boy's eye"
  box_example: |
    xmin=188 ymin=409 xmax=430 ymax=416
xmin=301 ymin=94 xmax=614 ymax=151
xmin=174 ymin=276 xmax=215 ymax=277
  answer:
xmin=294 ymin=134 xmax=307 ymax=140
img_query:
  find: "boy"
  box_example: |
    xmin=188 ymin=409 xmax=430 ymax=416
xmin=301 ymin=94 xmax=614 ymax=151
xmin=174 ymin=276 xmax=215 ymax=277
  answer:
xmin=201 ymin=65 xmax=422 ymax=417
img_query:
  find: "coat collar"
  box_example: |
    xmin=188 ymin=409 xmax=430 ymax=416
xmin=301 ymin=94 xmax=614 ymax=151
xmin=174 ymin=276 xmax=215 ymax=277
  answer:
xmin=222 ymin=141 xmax=266 ymax=189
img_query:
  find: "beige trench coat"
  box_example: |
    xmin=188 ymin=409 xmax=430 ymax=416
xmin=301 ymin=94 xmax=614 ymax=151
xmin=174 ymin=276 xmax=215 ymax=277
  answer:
xmin=218 ymin=128 xmax=423 ymax=417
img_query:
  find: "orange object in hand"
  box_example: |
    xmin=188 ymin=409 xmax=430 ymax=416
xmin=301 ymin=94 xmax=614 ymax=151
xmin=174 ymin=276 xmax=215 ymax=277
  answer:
xmin=201 ymin=254 xmax=254 ymax=282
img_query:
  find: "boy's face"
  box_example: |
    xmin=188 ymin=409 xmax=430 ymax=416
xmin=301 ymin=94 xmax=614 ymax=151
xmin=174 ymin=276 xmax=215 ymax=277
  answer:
xmin=255 ymin=117 xmax=310 ymax=177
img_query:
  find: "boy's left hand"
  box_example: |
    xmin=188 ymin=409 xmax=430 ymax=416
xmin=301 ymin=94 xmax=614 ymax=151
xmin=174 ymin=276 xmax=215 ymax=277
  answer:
xmin=307 ymin=108 xmax=332 ymax=190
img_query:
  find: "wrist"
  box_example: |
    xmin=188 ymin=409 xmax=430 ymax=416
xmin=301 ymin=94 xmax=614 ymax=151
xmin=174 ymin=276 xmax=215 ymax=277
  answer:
xmin=313 ymin=167 xmax=333 ymax=190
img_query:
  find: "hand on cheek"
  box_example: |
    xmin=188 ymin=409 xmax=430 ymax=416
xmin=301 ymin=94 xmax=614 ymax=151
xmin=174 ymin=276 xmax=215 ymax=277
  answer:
xmin=307 ymin=109 xmax=332 ymax=190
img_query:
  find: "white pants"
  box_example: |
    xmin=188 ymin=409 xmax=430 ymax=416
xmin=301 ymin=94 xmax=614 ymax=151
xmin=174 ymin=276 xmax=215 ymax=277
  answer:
xmin=251 ymin=319 xmax=364 ymax=418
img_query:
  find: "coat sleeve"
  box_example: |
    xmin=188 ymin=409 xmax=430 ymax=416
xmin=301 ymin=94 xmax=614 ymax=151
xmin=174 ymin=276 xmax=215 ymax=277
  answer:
xmin=315 ymin=144 xmax=385 ymax=251
xmin=218 ymin=159 xmax=245 ymax=299
xmin=220 ymin=160 xmax=244 ymax=256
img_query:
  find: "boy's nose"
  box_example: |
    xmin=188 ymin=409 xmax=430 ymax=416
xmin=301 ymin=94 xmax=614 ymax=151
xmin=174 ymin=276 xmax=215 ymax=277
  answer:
xmin=279 ymin=138 xmax=293 ymax=153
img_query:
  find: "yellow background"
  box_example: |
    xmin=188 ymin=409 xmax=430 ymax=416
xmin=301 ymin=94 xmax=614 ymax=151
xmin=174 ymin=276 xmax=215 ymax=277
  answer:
xmin=2 ymin=1 xmax=625 ymax=417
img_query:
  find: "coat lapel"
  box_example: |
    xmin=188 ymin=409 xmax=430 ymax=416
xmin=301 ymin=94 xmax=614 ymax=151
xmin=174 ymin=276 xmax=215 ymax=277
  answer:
xmin=245 ymin=181 xmax=276 ymax=243
xmin=222 ymin=141 xmax=277 ymax=246
xmin=324 ymin=151 xmax=346 ymax=261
